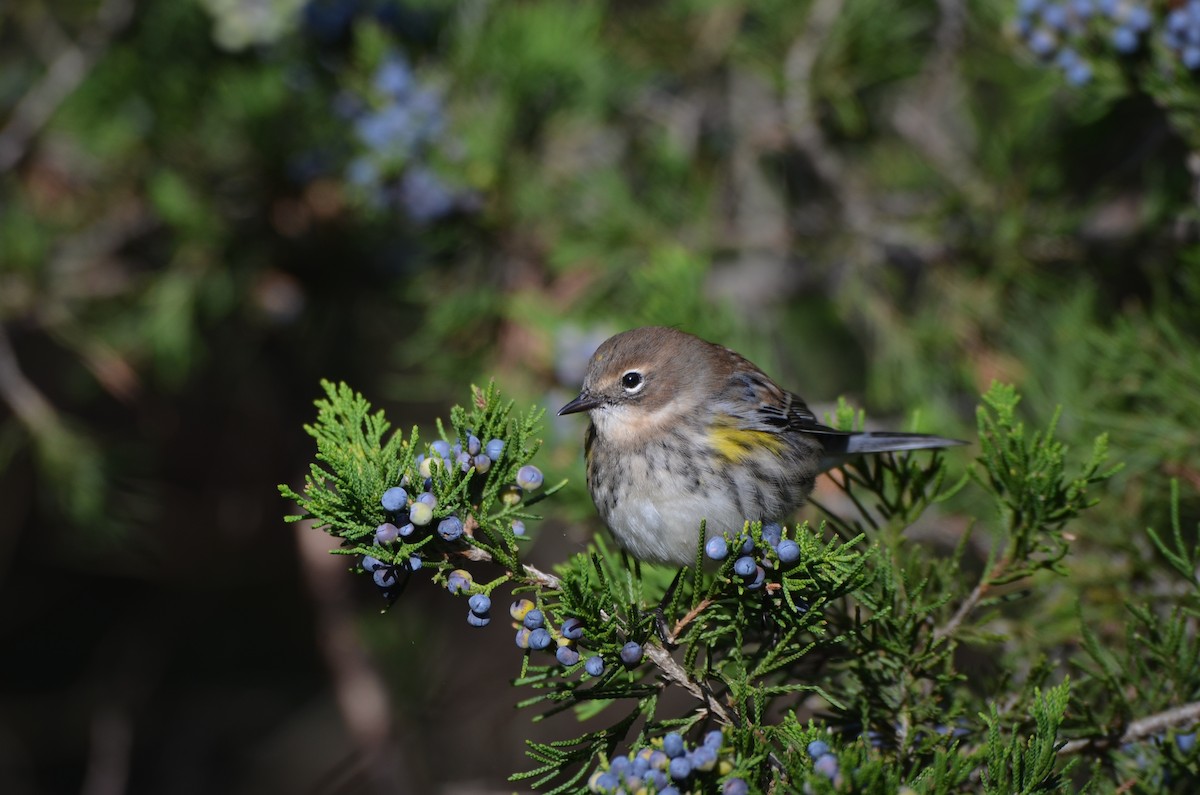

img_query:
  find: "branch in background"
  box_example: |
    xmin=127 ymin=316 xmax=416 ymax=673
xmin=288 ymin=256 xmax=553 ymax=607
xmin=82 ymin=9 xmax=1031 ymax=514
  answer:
xmin=0 ymin=0 xmax=135 ymax=172
xmin=782 ymin=0 xmax=867 ymax=231
xmin=782 ymin=0 xmax=944 ymax=266
xmin=0 ymin=324 xmax=58 ymax=433
xmin=1058 ymin=700 xmax=1200 ymax=756
xmin=891 ymin=0 xmax=993 ymax=209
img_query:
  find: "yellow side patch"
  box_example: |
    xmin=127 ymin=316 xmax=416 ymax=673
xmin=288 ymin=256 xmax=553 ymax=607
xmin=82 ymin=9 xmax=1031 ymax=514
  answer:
xmin=708 ymin=424 xmax=784 ymax=463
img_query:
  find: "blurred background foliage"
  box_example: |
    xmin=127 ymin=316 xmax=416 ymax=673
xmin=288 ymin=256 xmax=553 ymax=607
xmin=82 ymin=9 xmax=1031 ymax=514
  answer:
xmin=1 ymin=0 xmax=1198 ymax=792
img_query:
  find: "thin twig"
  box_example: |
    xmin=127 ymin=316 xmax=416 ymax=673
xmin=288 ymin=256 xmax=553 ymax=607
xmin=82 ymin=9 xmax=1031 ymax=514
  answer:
xmin=643 ymin=642 xmax=737 ymax=729
xmin=0 ymin=0 xmax=135 ymax=172
xmin=891 ymin=0 xmax=993 ymax=208
xmin=931 ymin=558 xmax=1008 ymax=644
xmin=0 ymin=324 xmax=57 ymax=432
xmin=457 ymin=543 xmax=563 ymax=590
xmin=1058 ymin=700 xmax=1200 ymax=756
xmin=782 ymin=0 xmax=851 ymax=200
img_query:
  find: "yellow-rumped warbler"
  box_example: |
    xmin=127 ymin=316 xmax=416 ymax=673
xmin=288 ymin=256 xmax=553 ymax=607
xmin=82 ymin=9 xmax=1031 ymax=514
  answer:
xmin=558 ymin=326 xmax=964 ymax=565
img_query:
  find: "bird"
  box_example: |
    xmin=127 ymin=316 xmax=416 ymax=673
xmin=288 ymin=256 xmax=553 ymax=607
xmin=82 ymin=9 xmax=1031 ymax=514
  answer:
xmin=558 ymin=326 xmax=964 ymax=566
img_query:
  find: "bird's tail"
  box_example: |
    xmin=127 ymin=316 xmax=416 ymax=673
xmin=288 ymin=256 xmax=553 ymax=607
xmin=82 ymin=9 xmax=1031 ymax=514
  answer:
xmin=817 ymin=431 xmax=966 ymax=472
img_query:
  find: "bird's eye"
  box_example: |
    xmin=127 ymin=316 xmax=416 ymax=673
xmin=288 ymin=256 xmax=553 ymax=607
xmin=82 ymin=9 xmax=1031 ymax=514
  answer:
xmin=621 ymin=371 xmax=644 ymax=392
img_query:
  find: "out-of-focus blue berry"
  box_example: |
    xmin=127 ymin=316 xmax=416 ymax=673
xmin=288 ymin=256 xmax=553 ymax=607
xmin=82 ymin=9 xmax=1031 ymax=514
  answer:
xmin=473 ymin=454 xmax=491 ymax=473
xmin=374 ymin=57 xmax=412 ymax=98
xmin=515 ymin=627 xmax=532 ymax=649
xmin=437 ymin=516 xmax=464 ymax=541
xmin=1056 ymin=48 xmax=1081 ymax=69
xmin=417 ymin=491 xmax=437 ymax=508
xmin=747 ymin=565 xmax=766 ymax=590
xmin=1028 ymin=28 xmax=1057 ymax=56
xmin=408 ymin=556 xmax=422 ymax=571
xmin=1042 ymin=3 xmax=1069 ymax=29
xmin=446 ymin=569 xmax=473 ymax=594
xmin=510 ymin=599 xmax=534 ymax=621
xmin=466 ymin=435 xmax=481 ymax=456
xmin=500 ymin=484 xmax=523 ymax=505
xmin=649 ymin=749 xmax=669 ymax=770
xmin=511 ymin=519 xmax=526 ymax=537
xmin=733 ymin=556 xmax=756 ymax=578
xmin=705 ymin=536 xmax=728 ymax=560
xmin=722 ymin=778 xmax=750 ymax=795
xmin=690 ymin=746 xmax=717 ymax=772
xmin=814 ymin=752 xmax=840 ymax=779
xmin=1177 ymin=732 xmax=1196 ymax=752
xmin=375 ymin=523 xmax=400 ymax=544
xmin=1167 ymin=8 xmax=1189 ymax=35
xmin=373 ymin=568 xmax=398 ymax=589
xmin=516 ymin=465 xmax=544 ymax=490
xmin=807 ymin=739 xmax=830 ymax=759
xmin=485 ymin=438 xmax=505 ymax=460
xmin=658 ymin=786 xmax=679 ymax=795
xmin=761 ymin=522 xmax=782 ymax=548
xmin=1097 ymin=0 xmax=1118 ymax=15
xmin=468 ymin=593 xmax=491 ymax=615
xmin=610 ymin=756 xmax=631 ymax=777
xmin=398 ymin=522 xmax=415 ymax=537
xmin=399 ymin=166 xmax=457 ymax=223
xmin=555 ymin=646 xmax=580 ymax=666
xmin=466 ymin=611 xmax=490 ymax=627
xmin=667 ymin=757 xmax=691 ymax=780
xmin=362 ymin=555 xmax=385 ymax=572
xmin=1184 ymin=46 xmax=1200 ymax=69
xmin=704 ymin=729 xmax=723 ymax=749
xmin=1112 ymin=26 xmax=1139 ymax=53
xmin=777 ymin=539 xmax=801 ymax=565
xmin=381 ymin=486 xmax=408 ymax=512
xmin=409 ymin=501 xmax=433 ymax=526
xmin=456 ymin=451 xmax=472 ymax=471
xmin=1065 ymin=61 xmax=1093 ymax=85
xmin=561 ymin=617 xmax=584 ymax=640
xmin=354 ymin=106 xmax=419 ymax=153
xmin=1019 ymin=0 xmax=1045 ymax=14
xmin=739 ymin=534 xmax=755 ymax=554
xmin=620 ymin=641 xmax=643 ymax=665
xmin=631 ymin=756 xmax=650 ymax=776
xmin=585 ymin=655 xmax=605 ymax=676
xmin=593 ymin=771 xmax=619 ymax=792
xmin=431 ymin=440 xmax=452 ymax=459
xmin=1126 ymin=5 xmax=1152 ymax=31
xmin=523 ymin=609 xmax=545 ymax=629
xmin=1071 ymin=0 xmax=1093 ymax=17
xmin=663 ymin=732 xmax=685 ymax=758
xmin=528 ymin=628 xmax=552 ymax=650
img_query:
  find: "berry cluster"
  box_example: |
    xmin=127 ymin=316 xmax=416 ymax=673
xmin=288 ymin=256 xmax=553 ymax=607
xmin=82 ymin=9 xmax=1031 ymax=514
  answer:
xmin=510 ymin=599 xmax=604 ymax=670
xmin=414 ymin=435 xmax=505 ymax=480
xmin=1164 ymin=2 xmax=1200 ymax=69
xmin=341 ymin=49 xmax=465 ymax=222
xmin=1013 ymin=0 xmax=1156 ymax=85
xmin=704 ymin=522 xmax=802 ymax=590
xmin=804 ymin=739 xmax=842 ymax=789
xmin=366 ymin=436 xmax=540 ymax=609
xmin=586 ymin=730 xmax=749 ymax=795
xmin=363 ymin=479 xmax=445 ymax=598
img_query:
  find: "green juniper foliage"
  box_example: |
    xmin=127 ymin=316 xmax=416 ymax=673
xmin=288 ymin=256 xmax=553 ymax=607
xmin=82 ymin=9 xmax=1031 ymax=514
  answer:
xmin=281 ymin=381 xmax=1199 ymax=793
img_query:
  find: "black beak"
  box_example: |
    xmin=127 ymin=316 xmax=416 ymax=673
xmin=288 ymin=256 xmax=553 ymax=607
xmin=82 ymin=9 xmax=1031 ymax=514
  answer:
xmin=558 ymin=392 xmax=601 ymax=416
